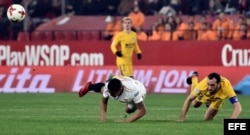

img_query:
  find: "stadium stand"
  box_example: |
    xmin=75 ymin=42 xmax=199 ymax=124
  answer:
xmin=17 ymin=32 xmax=30 ymax=42
xmin=31 ymin=31 xmax=46 ymax=41
xmin=77 ymin=31 xmax=92 ymax=41
xmin=44 ymin=31 xmax=54 ymax=41
xmin=54 ymin=31 xmax=76 ymax=41
xmin=0 ymin=0 xmax=250 ymax=41
xmin=31 ymin=14 xmax=244 ymax=41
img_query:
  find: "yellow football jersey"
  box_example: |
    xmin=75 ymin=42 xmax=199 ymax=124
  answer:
xmin=110 ymin=31 xmax=141 ymax=64
xmin=191 ymin=76 xmax=236 ymax=110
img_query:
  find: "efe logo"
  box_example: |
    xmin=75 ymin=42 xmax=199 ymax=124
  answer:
xmin=224 ymin=119 xmax=250 ymax=135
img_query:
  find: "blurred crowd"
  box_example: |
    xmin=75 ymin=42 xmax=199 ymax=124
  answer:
xmin=1 ymin=0 xmax=250 ymax=41
xmin=2 ymin=0 xmax=249 ymax=16
xmin=105 ymin=10 xmax=250 ymax=41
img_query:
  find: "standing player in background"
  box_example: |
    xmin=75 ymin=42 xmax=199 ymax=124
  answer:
xmin=78 ymin=76 xmax=147 ymax=123
xmin=178 ymin=72 xmax=242 ymax=121
xmin=110 ymin=17 xmax=142 ymax=78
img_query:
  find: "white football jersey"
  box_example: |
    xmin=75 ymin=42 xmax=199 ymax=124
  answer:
xmin=103 ymin=76 xmax=146 ymax=104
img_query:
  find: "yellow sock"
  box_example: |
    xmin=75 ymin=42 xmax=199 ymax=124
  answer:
xmin=191 ymin=76 xmax=198 ymax=92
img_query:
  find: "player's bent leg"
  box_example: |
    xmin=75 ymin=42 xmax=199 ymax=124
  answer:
xmin=78 ymin=82 xmax=105 ymax=97
xmin=78 ymin=82 xmax=92 ymax=97
xmin=186 ymin=71 xmax=199 ymax=94
xmin=190 ymin=76 xmax=199 ymax=92
xmin=204 ymin=107 xmax=219 ymax=121
xmin=186 ymin=71 xmax=199 ymax=85
xmin=125 ymin=102 xmax=137 ymax=114
xmin=192 ymin=100 xmax=202 ymax=108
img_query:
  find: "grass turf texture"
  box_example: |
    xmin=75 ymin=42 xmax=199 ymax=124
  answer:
xmin=0 ymin=93 xmax=249 ymax=135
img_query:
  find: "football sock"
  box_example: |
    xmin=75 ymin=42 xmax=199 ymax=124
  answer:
xmin=191 ymin=76 xmax=198 ymax=92
xmin=89 ymin=83 xmax=105 ymax=93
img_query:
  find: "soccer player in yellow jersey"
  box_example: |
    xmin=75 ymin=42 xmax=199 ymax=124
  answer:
xmin=178 ymin=72 xmax=242 ymax=121
xmin=110 ymin=17 xmax=142 ymax=78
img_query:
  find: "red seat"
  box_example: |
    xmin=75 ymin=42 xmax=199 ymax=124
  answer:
xmin=77 ymin=31 xmax=91 ymax=41
xmin=54 ymin=31 xmax=76 ymax=41
xmin=91 ymin=31 xmax=101 ymax=41
xmin=44 ymin=31 xmax=53 ymax=41
xmin=17 ymin=32 xmax=30 ymax=41
xmin=63 ymin=31 xmax=76 ymax=41
xmin=54 ymin=31 xmax=64 ymax=41
xmin=31 ymin=31 xmax=45 ymax=41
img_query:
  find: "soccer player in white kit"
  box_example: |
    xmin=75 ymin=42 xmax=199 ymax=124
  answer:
xmin=79 ymin=76 xmax=147 ymax=123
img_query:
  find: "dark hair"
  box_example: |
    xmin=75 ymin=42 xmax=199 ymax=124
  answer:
xmin=208 ymin=72 xmax=221 ymax=83
xmin=107 ymin=78 xmax=122 ymax=93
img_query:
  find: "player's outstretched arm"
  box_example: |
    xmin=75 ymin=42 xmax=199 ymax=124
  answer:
xmin=230 ymin=100 xmax=242 ymax=119
xmin=178 ymin=94 xmax=196 ymax=122
xmin=100 ymin=96 xmax=109 ymax=122
xmin=126 ymin=101 xmax=146 ymax=122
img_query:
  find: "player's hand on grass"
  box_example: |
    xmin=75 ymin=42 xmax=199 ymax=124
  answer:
xmin=177 ymin=118 xmax=185 ymax=122
xmin=100 ymin=120 xmax=105 ymax=123
xmin=100 ymin=117 xmax=106 ymax=123
xmin=116 ymin=51 xmax=122 ymax=57
xmin=114 ymin=118 xmax=126 ymax=123
xmin=176 ymin=119 xmax=184 ymax=122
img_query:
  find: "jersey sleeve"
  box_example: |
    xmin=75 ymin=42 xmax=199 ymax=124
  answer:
xmin=133 ymin=33 xmax=142 ymax=54
xmin=223 ymin=78 xmax=236 ymax=98
xmin=102 ymin=86 xmax=109 ymax=98
xmin=110 ymin=33 xmax=120 ymax=54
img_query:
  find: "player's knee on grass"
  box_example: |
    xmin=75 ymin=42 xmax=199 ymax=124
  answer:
xmin=192 ymin=100 xmax=202 ymax=108
xmin=126 ymin=103 xmax=137 ymax=114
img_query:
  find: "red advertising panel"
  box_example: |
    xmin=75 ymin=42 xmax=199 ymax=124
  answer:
xmin=0 ymin=66 xmax=249 ymax=94
xmin=0 ymin=41 xmax=249 ymax=66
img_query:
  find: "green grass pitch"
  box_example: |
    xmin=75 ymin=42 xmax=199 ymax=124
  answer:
xmin=0 ymin=93 xmax=249 ymax=135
